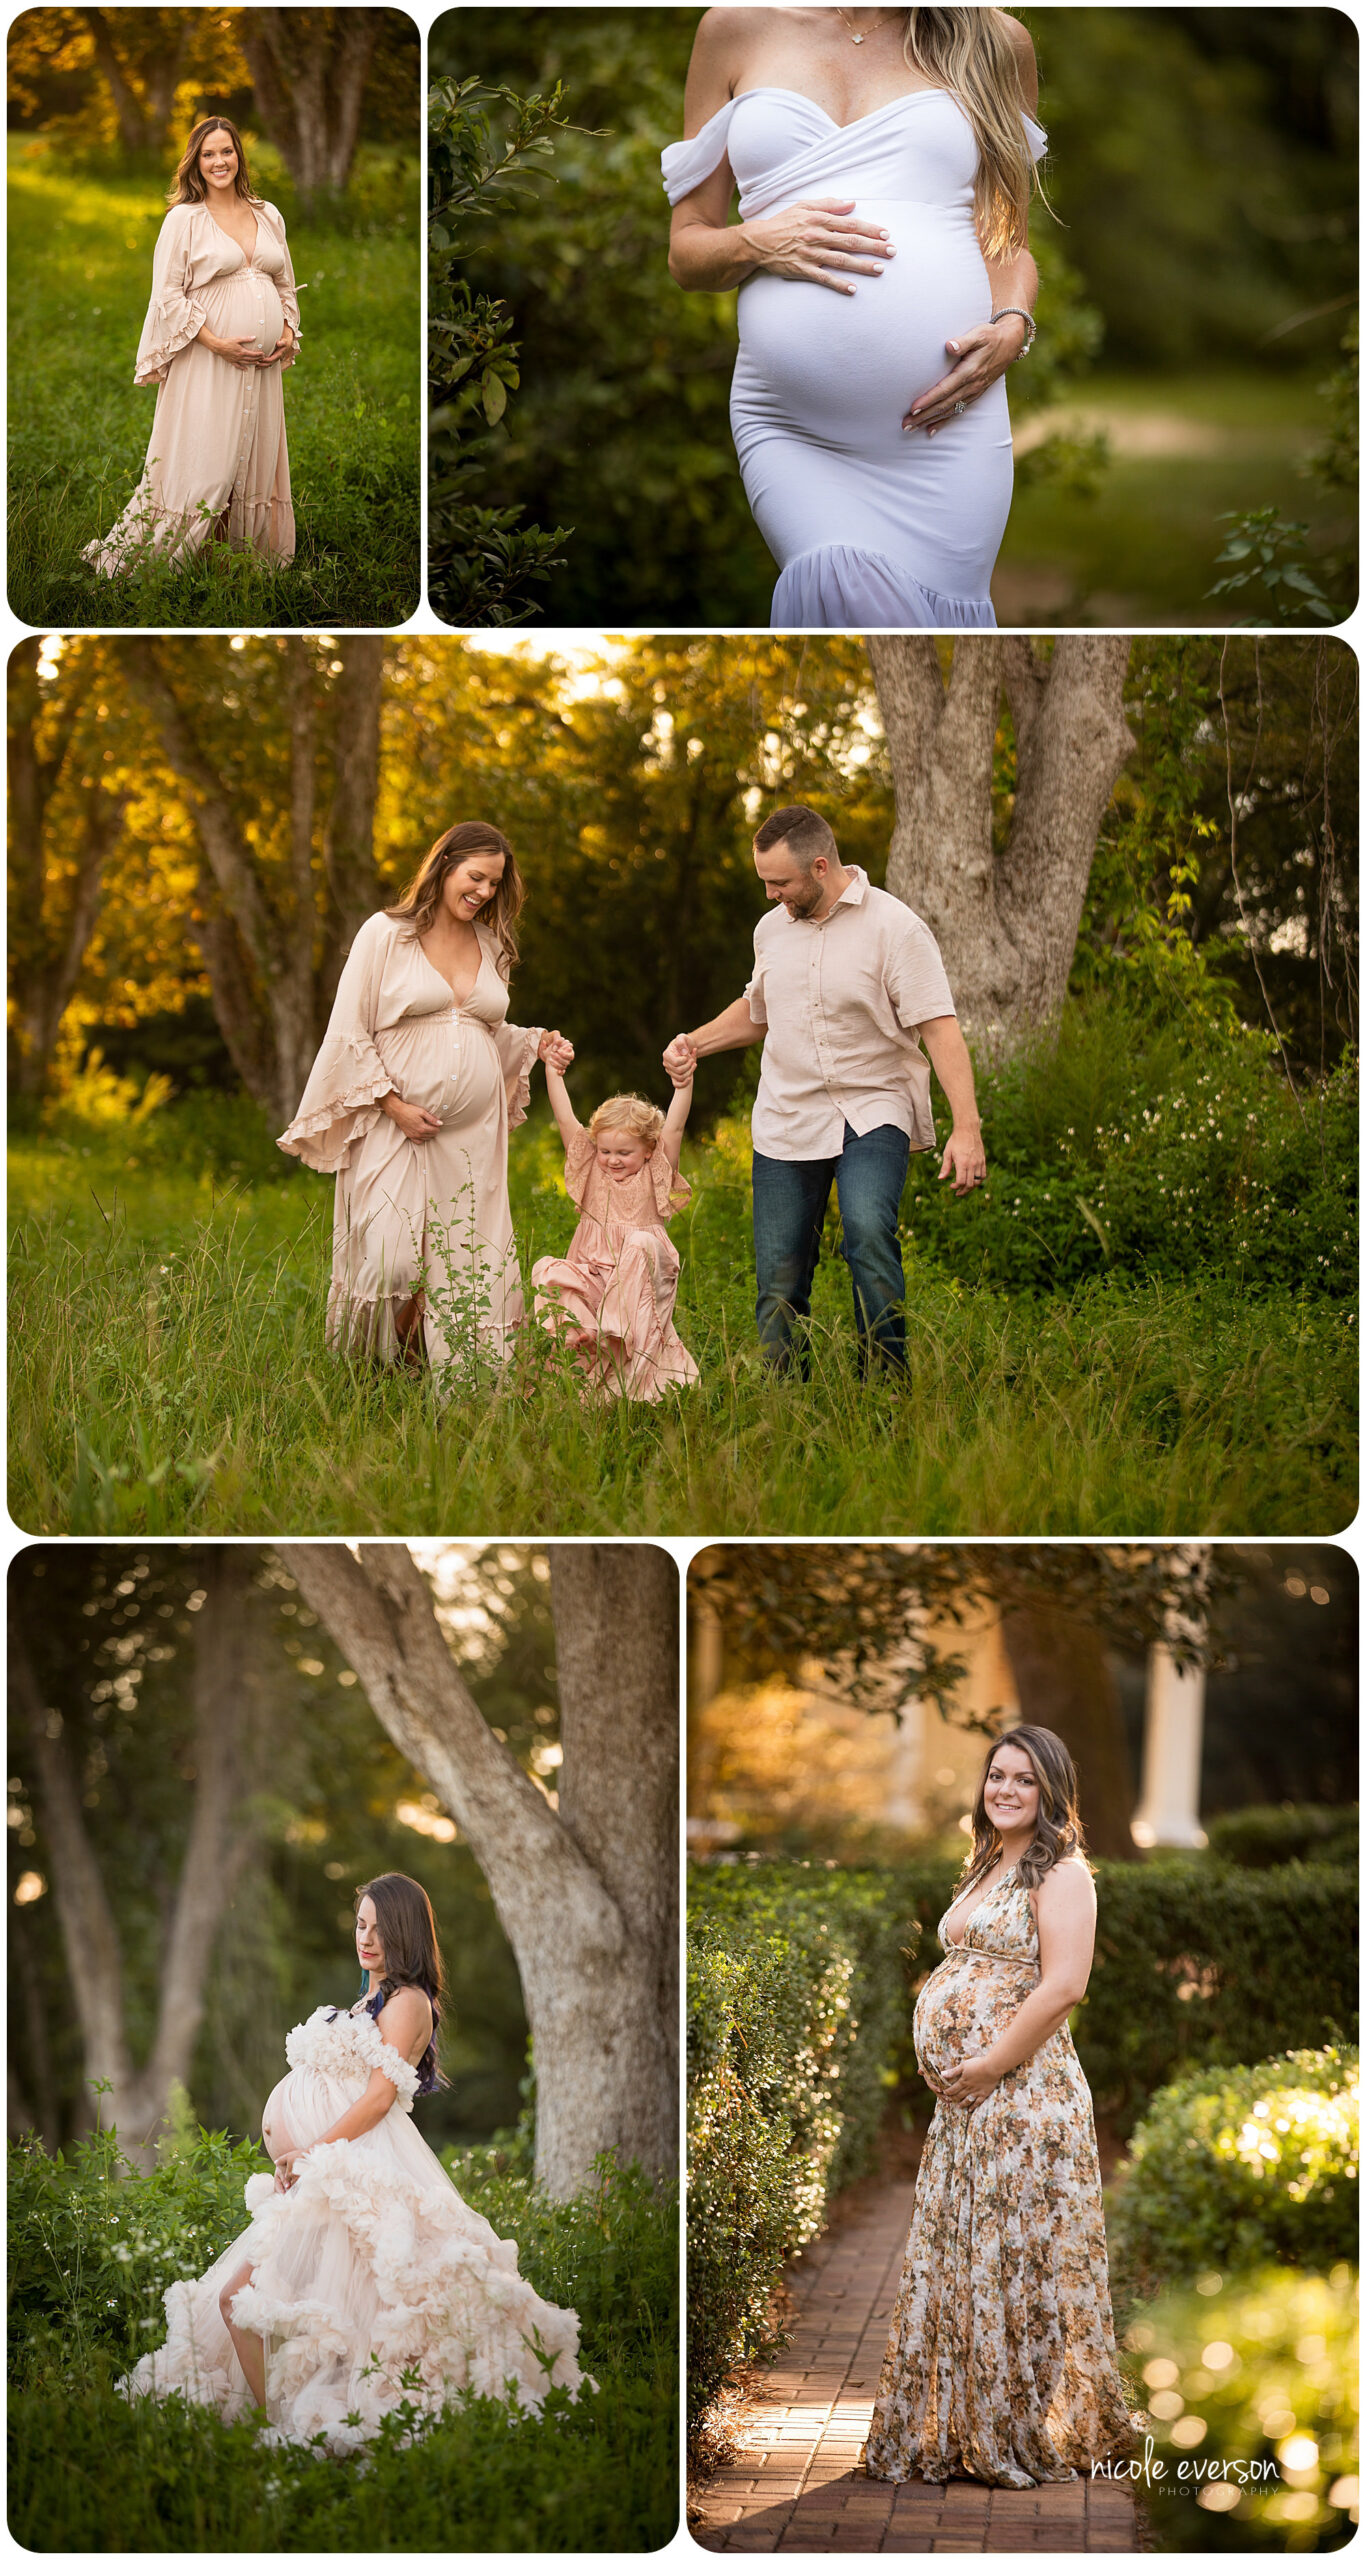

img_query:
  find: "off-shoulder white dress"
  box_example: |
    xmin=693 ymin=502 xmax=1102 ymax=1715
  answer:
xmin=277 ymin=910 xmax=544 ymax=1377
xmin=85 ymin=198 xmax=300 ymax=573
xmin=661 ymin=89 xmax=1046 ymax=629
xmin=120 ymin=2003 xmax=589 ymax=2452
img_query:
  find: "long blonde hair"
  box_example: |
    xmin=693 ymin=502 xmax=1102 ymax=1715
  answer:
xmin=902 ymin=8 xmax=1040 ymax=258
xmin=957 ymin=1723 xmax=1090 ymax=1898
xmin=387 ymin=821 xmax=523 ymax=979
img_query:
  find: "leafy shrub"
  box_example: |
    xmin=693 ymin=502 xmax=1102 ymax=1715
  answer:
xmin=1205 ymin=1804 xmax=1359 ymax=1870
xmin=1107 ymin=2048 xmax=1359 ymax=2294
xmin=901 ymin=1006 xmax=1358 ymax=1301
xmin=1120 ymin=2263 xmax=1358 ymax=2551
xmin=686 ymin=1865 xmax=922 ymax=2428
xmin=1078 ymin=1866 xmax=1359 ymax=2136
xmin=8 ymin=2126 xmax=677 ymax=2551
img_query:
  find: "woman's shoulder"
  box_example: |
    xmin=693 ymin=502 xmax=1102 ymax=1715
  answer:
xmin=354 ymin=907 xmax=405 ymax=951
xmin=1034 ymin=1852 xmax=1096 ymax=1903
xmin=159 ymin=200 xmax=198 ymax=228
xmin=255 ymin=198 xmax=286 ymax=229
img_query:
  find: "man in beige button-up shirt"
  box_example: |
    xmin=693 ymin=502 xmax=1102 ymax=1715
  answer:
xmin=664 ymin=804 xmax=985 ymax=1377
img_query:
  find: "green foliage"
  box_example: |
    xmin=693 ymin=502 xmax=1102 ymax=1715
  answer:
xmin=1208 ymin=507 xmax=1337 ymax=625
xmin=427 ymin=75 xmax=572 ymax=623
xmin=1120 ymin=2264 xmax=1358 ymax=2552
xmin=7 ymin=2130 xmax=677 ymax=2551
xmin=1108 ymin=2048 xmax=1359 ymax=2294
xmin=686 ymin=1865 xmax=920 ymax=2429
xmin=1076 ymin=1867 xmax=1359 ymax=2138
xmin=8 ymin=140 xmax=419 ymax=627
xmin=8 ymin=1097 xmax=1356 ymax=1536
xmin=901 ymin=1006 xmax=1358 ymax=1300
xmin=1204 ymin=1804 xmax=1360 ymax=1871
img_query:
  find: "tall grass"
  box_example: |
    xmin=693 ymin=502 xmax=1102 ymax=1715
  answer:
xmin=8 ymin=1088 xmax=1355 ymax=1536
xmin=8 ymin=2124 xmax=677 ymax=2551
xmin=7 ymin=139 xmax=419 ymax=628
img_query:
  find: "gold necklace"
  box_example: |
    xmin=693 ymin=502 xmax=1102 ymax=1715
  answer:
xmin=835 ymin=6 xmax=883 ymax=40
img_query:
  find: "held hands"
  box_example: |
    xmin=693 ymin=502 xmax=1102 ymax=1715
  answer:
xmin=939 ymin=1124 xmax=987 ymax=1195
xmin=746 ymin=195 xmax=893 ymax=295
xmin=538 ymin=1030 xmax=575 ymax=1074
xmin=904 ymin=312 xmax=1029 ymax=435
xmin=662 ymin=1034 xmax=698 ymax=1079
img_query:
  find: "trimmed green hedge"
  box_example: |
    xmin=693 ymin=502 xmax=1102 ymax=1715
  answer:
xmin=1107 ymin=2047 xmax=1359 ymax=2293
xmin=686 ymin=1866 xmax=921 ymax=2429
xmin=1120 ymin=2263 xmax=1358 ymax=2552
xmin=1205 ymin=1803 xmax=1359 ymax=1869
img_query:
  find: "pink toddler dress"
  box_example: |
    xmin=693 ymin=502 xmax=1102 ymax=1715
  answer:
xmin=531 ymin=1129 xmax=699 ymax=1401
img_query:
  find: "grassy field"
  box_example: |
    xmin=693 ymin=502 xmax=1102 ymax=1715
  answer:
xmin=9 ymin=2127 xmax=676 ymax=2552
xmin=7 ymin=139 xmax=420 ymax=629
xmin=997 ymin=366 xmax=1353 ymax=626
xmin=8 ymin=1097 xmax=1355 ymax=1538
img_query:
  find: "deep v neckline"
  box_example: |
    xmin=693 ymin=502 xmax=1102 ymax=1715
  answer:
xmin=203 ymin=204 xmax=262 ymax=268
xmin=942 ymin=1865 xmax=1017 ymax=1948
xmin=419 ymin=934 xmax=486 ymax=1010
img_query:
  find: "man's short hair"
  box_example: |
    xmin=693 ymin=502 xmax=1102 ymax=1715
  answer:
xmin=753 ymin=805 xmax=839 ymax=871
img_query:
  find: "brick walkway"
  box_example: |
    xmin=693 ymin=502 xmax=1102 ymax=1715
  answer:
xmin=693 ymin=2181 xmax=1140 ymax=2554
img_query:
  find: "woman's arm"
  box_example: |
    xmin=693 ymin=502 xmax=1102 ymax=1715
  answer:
xmin=543 ymin=1061 xmax=583 ymax=1149
xmin=903 ymin=14 xmax=1040 ymax=434
xmin=667 ymin=7 xmax=891 ymax=295
xmin=938 ymin=1861 xmax=1095 ymax=2106
xmin=660 ymin=1066 xmax=694 ymax=1172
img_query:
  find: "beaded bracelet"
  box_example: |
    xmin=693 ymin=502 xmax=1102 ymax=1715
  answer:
xmin=990 ymin=306 xmax=1037 ymax=359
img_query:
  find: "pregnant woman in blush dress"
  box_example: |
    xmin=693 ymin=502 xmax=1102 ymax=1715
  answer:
xmin=120 ymin=1874 xmax=588 ymax=2451
xmin=663 ymin=8 xmax=1045 ymax=627
xmin=85 ymin=116 xmax=299 ymax=574
xmin=864 ymin=1726 xmax=1138 ymax=2489
xmin=278 ymin=822 xmax=571 ymax=1381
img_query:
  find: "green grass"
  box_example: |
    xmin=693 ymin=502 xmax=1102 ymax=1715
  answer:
xmin=8 ymin=1100 xmax=1355 ymax=1536
xmin=9 ymin=2127 xmax=677 ymax=2551
xmin=7 ymin=139 xmax=420 ymax=628
xmin=997 ymin=366 xmax=1354 ymax=626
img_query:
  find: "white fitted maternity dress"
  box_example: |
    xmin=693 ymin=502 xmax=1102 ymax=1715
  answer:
xmin=661 ymin=89 xmax=1046 ymax=629
xmin=277 ymin=910 xmax=544 ymax=1377
xmin=85 ymin=198 xmax=299 ymax=572
xmin=119 ymin=2002 xmax=588 ymax=2451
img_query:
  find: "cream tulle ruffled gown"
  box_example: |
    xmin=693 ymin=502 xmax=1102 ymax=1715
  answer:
xmin=120 ymin=2003 xmax=589 ymax=2453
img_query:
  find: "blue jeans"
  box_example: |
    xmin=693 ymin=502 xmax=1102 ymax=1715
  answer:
xmin=752 ymin=1123 xmax=912 ymax=1377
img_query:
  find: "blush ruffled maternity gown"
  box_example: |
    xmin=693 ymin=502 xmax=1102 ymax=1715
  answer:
xmin=864 ymin=1864 xmax=1137 ymax=2488
xmin=662 ymin=88 xmax=1046 ymax=629
xmin=120 ymin=2003 xmax=588 ymax=2451
xmin=277 ymin=911 xmax=544 ymax=1377
xmin=85 ymin=198 xmax=299 ymax=572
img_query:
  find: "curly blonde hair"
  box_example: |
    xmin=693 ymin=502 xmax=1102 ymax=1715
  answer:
xmin=588 ymin=1094 xmax=664 ymax=1148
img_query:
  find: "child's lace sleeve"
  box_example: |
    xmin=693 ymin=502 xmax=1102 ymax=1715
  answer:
xmin=650 ymin=1150 xmax=692 ymax=1219
xmin=564 ymin=1127 xmax=598 ymax=1209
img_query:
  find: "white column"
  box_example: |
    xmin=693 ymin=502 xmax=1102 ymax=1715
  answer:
xmin=1132 ymin=1569 xmax=1208 ymax=1848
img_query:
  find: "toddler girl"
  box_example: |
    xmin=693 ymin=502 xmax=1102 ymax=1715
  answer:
xmin=531 ymin=1060 xmax=699 ymax=1400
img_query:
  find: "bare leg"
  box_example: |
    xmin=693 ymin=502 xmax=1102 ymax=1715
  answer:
xmin=219 ymin=2264 xmax=265 ymax=2408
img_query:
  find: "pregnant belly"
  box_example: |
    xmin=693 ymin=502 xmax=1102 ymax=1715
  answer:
xmin=737 ymin=201 xmax=993 ymax=443
xmin=914 ymin=1956 xmax=1032 ymax=2097
xmin=378 ymin=1021 xmax=503 ymax=1130
xmin=261 ymin=2064 xmax=346 ymax=2158
xmin=214 ymin=272 xmax=286 ymax=358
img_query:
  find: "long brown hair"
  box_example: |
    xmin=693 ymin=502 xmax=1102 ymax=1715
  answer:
xmin=355 ymin=1871 xmax=446 ymax=2093
xmin=956 ymin=1723 xmax=1090 ymax=1898
xmin=169 ymin=115 xmax=261 ymax=210
xmin=388 ymin=822 xmax=524 ymax=980
xmin=901 ymin=8 xmax=1043 ymax=259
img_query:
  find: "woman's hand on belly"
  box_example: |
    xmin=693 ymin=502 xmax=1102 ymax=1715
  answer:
xmin=197 ymin=326 xmax=268 ymax=368
xmin=380 ymin=1093 xmax=443 ymax=1145
xmin=938 ymin=2049 xmax=1003 ymax=2111
xmin=903 ymin=312 xmax=1028 ymax=435
xmin=261 ymin=326 xmax=296 ymax=369
xmin=746 ymin=196 xmax=894 ymax=295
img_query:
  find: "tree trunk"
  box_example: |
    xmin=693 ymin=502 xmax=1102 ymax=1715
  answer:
xmin=82 ymin=8 xmax=152 ymax=152
xmin=321 ymin=636 xmax=386 ymax=1005
xmin=11 ymin=1554 xmax=264 ymax=2164
xmin=7 ymin=637 xmax=115 ymax=1101
xmin=280 ymin=1543 xmax=679 ymax=2197
xmin=997 ymin=1605 xmax=1141 ymax=1861
xmin=238 ymin=11 xmax=379 ymax=201
xmin=868 ymin=636 xmax=1135 ymax=1037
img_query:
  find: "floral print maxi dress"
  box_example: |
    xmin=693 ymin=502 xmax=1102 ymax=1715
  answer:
xmin=864 ymin=1864 xmax=1137 ymax=2490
